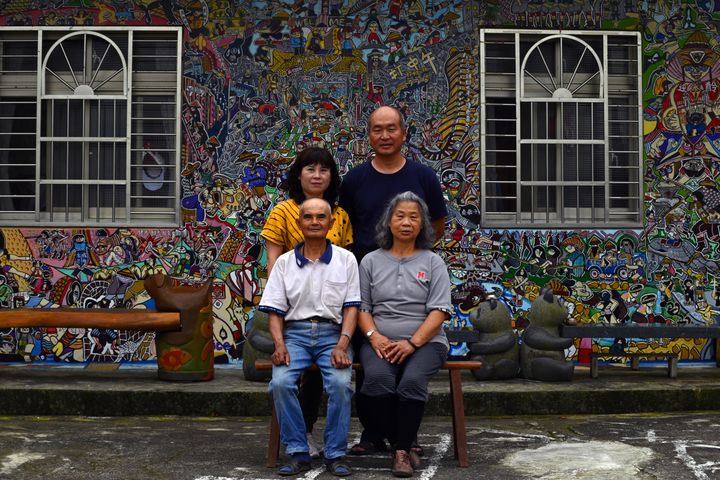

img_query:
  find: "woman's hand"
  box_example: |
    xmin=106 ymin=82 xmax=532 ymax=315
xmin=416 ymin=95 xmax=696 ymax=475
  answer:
xmin=383 ymin=339 xmax=415 ymax=364
xmin=369 ymin=332 xmax=391 ymax=359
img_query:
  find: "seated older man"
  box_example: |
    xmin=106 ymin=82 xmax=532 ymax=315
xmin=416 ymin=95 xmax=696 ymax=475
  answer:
xmin=259 ymin=197 xmax=360 ymax=477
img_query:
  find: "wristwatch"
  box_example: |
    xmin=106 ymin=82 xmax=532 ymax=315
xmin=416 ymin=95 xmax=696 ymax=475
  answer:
xmin=366 ymin=329 xmax=375 ymax=338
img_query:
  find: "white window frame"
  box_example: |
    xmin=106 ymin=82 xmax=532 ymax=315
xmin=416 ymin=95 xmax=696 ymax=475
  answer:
xmin=480 ymin=29 xmax=643 ymax=228
xmin=0 ymin=26 xmax=182 ymax=227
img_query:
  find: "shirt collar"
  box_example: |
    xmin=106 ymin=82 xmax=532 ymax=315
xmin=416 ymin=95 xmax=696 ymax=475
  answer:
xmin=294 ymin=240 xmax=333 ymax=268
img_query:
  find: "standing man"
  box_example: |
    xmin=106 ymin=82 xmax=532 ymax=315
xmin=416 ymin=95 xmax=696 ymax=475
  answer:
xmin=259 ymin=197 xmax=360 ymax=477
xmin=340 ymin=106 xmax=447 ymax=262
xmin=339 ymin=105 xmax=447 ymax=456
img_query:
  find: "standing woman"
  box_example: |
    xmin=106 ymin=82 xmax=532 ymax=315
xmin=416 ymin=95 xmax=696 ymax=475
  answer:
xmin=357 ymin=191 xmax=452 ymax=478
xmin=262 ymin=146 xmax=352 ymax=272
xmin=260 ymin=146 xmax=353 ymax=457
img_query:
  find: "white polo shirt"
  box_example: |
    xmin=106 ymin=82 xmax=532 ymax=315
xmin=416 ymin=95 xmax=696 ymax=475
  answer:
xmin=259 ymin=241 xmax=361 ymax=324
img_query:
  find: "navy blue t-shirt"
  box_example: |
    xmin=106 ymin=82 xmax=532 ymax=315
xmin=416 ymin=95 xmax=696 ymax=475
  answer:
xmin=339 ymin=159 xmax=447 ymax=252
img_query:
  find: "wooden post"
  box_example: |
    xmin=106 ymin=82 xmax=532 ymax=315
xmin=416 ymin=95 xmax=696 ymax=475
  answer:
xmin=449 ymin=369 xmax=469 ymax=467
xmin=267 ymin=403 xmax=280 ymax=468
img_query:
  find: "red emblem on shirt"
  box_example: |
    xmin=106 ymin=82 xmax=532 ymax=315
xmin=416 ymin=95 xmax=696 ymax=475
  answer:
xmin=417 ymin=271 xmax=426 ymax=280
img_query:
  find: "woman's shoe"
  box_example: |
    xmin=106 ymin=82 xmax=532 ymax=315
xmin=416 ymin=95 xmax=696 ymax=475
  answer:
xmin=391 ymin=450 xmax=414 ymax=478
xmin=409 ymin=449 xmax=421 ymax=469
xmin=349 ymin=439 xmax=386 ymax=455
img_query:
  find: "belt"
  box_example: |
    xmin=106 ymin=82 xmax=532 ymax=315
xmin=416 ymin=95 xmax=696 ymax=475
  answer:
xmin=289 ymin=317 xmax=337 ymax=324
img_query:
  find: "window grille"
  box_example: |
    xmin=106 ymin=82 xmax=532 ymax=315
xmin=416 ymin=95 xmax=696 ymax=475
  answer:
xmin=481 ymin=30 xmax=642 ymax=228
xmin=0 ymin=27 xmax=181 ymax=226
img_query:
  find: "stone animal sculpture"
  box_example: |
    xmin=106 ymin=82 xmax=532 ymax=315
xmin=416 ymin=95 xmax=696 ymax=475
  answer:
xmin=468 ymin=298 xmax=519 ymax=380
xmin=520 ymin=288 xmax=575 ymax=382
xmin=242 ymin=310 xmax=274 ymax=381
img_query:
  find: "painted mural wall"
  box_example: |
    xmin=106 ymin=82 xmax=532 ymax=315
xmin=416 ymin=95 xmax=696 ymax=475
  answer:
xmin=0 ymin=0 xmax=717 ymax=367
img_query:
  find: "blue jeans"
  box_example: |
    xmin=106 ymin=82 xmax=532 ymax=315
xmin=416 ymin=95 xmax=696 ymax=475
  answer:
xmin=269 ymin=321 xmax=353 ymax=460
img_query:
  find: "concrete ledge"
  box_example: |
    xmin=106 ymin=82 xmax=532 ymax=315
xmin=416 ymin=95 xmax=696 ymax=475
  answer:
xmin=2 ymin=363 xmax=720 ymax=416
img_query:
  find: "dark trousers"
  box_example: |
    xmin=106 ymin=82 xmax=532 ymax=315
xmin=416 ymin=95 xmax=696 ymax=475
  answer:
xmin=298 ymin=369 xmax=322 ymax=433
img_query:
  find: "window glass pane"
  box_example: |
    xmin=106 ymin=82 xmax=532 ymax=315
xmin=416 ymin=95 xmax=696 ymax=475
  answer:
xmin=89 ymin=184 xmax=125 ymax=208
xmin=91 ymin=36 xmax=124 ymax=71
xmin=593 ymin=145 xmax=605 ymax=181
xmin=89 ymin=142 xmax=125 ymax=180
xmin=133 ymin=34 xmax=177 ymax=71
xmin=0 ymin=190 xmax=34 ymax=212
xmin=562 ymin=103 xmax=578 ymax=140
xmin=486 ymin=103 xmax=515 ymax=120
xmin=486 ymin=197 xmax=515 ymax=213
xmin=485 ymin=182 xmax=516 ymax=197
xmin=44 ymin=36 xmax=83 ymax=72
xmin=90 ymin=100 xmax=125 ymax=137
xmin=1 ymin=39 xmax=37 ymax=71
xmin=49 ymin=141 xmax=84 ymax=180
xmin=0 ymin=149 xmax=34 ymax=165
xmin=485 ymin=134 xmax=515 ymax=151
xmin=131 ymin=134 xmax=175 ymax=150
xmin=485 ymin=37 xmax=515 ymax=74
xmin=563 ymin=186 xmax=578 ymax=215
xmin=485 ymin=150 xmax=516 ymax=167
xmin=563 ymin=145 xmax=578 ymax=181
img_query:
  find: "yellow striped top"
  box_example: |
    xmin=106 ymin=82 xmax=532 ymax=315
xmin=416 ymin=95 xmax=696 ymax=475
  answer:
xmin=260 ymin=199 xmax=353 ymax=251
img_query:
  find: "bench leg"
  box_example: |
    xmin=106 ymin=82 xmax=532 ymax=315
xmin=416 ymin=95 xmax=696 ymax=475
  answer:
xmin=590 ymin=356 xmax=599 ymax=378
xmin=449 ymin=369 xmax=470 ymax=467
xmin=630 ymin=356 xmax=640 ymax=370
xmin=267 ymin=403 xmax=280 ymax=468
xmin=669 ymin=356 xmax=678 ymax=379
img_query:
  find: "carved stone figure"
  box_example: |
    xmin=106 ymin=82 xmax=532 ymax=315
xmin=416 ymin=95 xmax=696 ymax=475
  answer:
xmin=520 ymin=288 xmax=575 ymax=382
xmin=468 ymin=298 xmax=519 ymax=380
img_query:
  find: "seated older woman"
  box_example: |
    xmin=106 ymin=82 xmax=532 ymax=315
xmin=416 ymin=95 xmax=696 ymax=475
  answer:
xmin=357 ymin=191 xmax=452 ymax=478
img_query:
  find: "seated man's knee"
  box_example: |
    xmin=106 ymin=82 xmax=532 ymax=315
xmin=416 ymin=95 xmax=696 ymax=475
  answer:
xmin=324 ymin=367 xmax=352 ymax=397
xmin=270 ymin=368 xmax=299 ymax=395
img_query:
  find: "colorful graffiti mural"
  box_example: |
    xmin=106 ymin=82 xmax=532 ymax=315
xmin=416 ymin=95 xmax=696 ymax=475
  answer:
xmin=0 ymin=1 xmax=719 ymax=366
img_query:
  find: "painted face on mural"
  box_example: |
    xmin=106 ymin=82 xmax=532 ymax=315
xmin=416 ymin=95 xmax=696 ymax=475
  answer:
xmin=298 ymin=163 xmax=331 ymax=199
xmin=368 ymin=107 xmax=406 ymax=160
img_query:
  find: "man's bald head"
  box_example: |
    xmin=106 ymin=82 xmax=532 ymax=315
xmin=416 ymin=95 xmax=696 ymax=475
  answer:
xmin=369 ymin=105 xmax=406 ymax=131
xmin=299 ymin=197 xmax=332 ymax=217
xmin=297 ymin=198 xmax=334 ymax=241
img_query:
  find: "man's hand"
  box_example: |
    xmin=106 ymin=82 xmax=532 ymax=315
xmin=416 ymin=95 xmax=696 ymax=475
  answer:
xmin=331 ymin=345 xmax=352 ymax=368
xmin=369 ymin=332 xmax=391 ymax=359
xmin=271 ymin=343 xmax=290 ymax=366
xmin=383 ymin=340 xmax=415 ymax=364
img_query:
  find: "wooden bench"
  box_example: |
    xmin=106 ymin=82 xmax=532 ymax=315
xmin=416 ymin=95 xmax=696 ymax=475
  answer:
xmin=0 ymin=274 xmax=214 ymax=381
xmin=561 ymin=324 xmax=720 ymax=374
xmin=589 ymin=351 xmax=679 ymax=378
xmin=255 ymin=359 xmax=481 ymax=468
xmin=0 ymin=308 xmax=180 ymax=331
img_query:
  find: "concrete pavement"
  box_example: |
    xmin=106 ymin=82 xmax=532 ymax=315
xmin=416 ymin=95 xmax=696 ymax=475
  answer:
xmin=1 ymin=361 xmax=720 ymax=416
xmin=2 ymin=413 xmax=720 ymax=479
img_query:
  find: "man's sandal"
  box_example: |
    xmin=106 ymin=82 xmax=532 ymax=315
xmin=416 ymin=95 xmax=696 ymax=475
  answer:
xmin=325 ymin=457 xmax=352 ymax=477
xmin=277 ymin=459 xmax=312 ymax=476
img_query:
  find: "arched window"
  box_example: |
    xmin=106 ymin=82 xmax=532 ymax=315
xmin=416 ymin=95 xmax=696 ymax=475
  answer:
xmin=0 ymin=27 xmax=181 ymax=226
xmin=481 ymin=30 xmax=642 ymax=227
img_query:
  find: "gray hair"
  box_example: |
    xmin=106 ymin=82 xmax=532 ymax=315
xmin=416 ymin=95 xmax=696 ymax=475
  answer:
xmin=375 ymin=191 xmax=435 ymax=250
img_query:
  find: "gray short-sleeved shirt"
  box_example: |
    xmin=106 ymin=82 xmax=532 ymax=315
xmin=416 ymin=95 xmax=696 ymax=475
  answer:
xmin=359 ymin=249 xmax=452 ymax=349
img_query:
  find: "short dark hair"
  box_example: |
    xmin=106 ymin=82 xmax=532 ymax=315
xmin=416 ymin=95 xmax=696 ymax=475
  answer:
xmin=375 ymin=191 xmax=435 ymax=250
xmin=286 ymin=147 xmax=340 ymax=206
